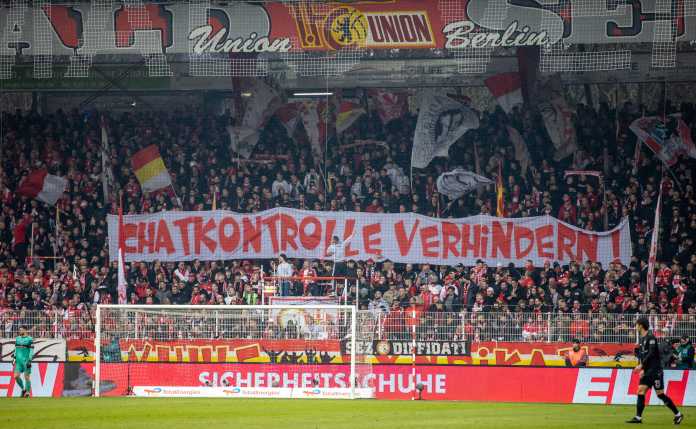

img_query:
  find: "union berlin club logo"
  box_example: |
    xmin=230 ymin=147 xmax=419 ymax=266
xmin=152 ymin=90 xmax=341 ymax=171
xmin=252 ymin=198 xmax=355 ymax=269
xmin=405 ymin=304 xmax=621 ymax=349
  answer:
xmin=290 ymin=4 xmax=436 ymax=50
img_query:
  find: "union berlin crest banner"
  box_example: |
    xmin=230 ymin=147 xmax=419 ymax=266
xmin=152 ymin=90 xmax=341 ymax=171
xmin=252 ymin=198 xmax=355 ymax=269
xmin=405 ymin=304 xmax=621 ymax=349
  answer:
xmin=108 ymin=209 xmax=632 ymax=267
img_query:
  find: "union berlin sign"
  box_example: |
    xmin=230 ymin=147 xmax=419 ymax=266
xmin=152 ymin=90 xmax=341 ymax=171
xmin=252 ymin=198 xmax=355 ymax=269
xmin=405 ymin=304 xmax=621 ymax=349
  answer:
xmin=1 ymin=0 xmax=694 ymax=78
xmin=107 ymin=208 xmax=632 ymax=267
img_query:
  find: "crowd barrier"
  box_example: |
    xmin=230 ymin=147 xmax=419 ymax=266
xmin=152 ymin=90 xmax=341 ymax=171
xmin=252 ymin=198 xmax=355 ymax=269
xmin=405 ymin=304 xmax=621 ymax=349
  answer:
xmin=3 ymin=362 xmax=696 ymax=405
xmin=5 ymin=309 xmax=696 ymax=345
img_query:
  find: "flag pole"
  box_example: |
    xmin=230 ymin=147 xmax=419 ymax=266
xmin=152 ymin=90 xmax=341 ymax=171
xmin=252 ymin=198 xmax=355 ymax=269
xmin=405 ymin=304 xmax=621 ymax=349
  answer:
xmin=117 ymin=194 xmax=127 ymax=305
xmin=29 ymin=218 xmax=35 ymax=266
xmin=55 ymin=206 xmax=60 ymax=271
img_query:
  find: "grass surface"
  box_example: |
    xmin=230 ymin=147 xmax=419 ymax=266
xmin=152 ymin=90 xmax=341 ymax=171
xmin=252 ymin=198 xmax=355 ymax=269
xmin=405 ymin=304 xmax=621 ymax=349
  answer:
xmin=0 ymin=398 xmax=691 ymax=429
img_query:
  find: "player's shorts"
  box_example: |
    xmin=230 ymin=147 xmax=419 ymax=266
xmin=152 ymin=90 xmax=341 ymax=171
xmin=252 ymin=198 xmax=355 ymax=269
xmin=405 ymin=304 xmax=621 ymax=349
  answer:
xmin=14 ymin=360 xmax=31 ymax=375
xmin=640 ymin=369 xmax=664 ymax=390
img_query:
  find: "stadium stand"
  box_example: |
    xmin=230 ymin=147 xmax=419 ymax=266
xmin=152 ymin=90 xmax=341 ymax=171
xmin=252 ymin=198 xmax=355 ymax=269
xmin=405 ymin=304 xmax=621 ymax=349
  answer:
xmin=0 ymin=98 xmax=694 ymax=339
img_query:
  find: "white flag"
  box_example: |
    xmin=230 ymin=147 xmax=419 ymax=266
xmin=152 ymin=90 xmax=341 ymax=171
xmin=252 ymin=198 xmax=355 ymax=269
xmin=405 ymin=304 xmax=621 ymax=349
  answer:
xmin=506 ymin=126 xmax=531 ymax=175
xmin=412 ymin=91 xmax=480 ymax=169
xmin=228 ymin=80 xmax=281 ymax=159
xmin=540 ymin=97 xmax=577 ymax=161
xmin=300 ymin=101 xmax=330 ymax=156
xmin=436 ymin=168 xmax=493 ymax=200
xmin=227 ymin=126 xmax=260 ymax=160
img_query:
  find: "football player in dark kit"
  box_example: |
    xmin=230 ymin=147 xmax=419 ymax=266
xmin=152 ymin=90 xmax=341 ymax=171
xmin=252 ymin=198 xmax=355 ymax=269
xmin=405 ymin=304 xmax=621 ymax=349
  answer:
xmin=626 ymin=317 xmax=684 ymax=424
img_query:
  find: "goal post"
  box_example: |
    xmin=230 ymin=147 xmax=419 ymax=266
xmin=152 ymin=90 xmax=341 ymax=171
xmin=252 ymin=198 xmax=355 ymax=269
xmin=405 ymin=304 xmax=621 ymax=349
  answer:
xmin=94 ymin=304 xmax=374 ymax=399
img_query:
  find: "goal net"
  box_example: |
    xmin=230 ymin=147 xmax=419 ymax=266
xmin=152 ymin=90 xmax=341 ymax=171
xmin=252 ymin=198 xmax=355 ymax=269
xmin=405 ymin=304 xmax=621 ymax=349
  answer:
xmin=94 ymin=304 xmax=375 ymax=399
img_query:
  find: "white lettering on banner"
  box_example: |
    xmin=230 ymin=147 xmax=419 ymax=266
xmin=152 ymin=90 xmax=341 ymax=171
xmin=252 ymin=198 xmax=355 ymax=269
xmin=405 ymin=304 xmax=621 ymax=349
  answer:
xmin=0 ymin=363 xmax=59 ymax=397
xmin=443 ymin=21 xmax=548 ymax=49
xmin=1 ymin=1 xmax=696 ymax=80
xmin=684 ymin=371 xmax=696 ymax=406
xmin=573 ymin=368 xmax=612 ymax=404
xmin=647 ymin=370 xmax=688 ymax=405
xmin=108 ymin=209 xmax=632 ymax=266
xmin=610 ymin=368 xmax=636 ymax=405
xmin=573 ymin=369 xmax=695 ymax=405
xmin=195 ymin=370 xmax=446 ymax=394
xmin=188 ymin=26 xmax=291 ymax=54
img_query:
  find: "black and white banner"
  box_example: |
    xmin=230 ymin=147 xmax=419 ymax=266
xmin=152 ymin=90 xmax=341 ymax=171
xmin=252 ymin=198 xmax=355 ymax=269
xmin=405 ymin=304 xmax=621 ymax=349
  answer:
xmin=411 ymin=91 xmax=480 ymax=169
xmin=436 ymin=168 xmax=493 ymax=200
xmin=0 ymin=338 xmax=66 ymax=362
xmin=540 ymin=97 xmax=578 ymax=161
xmin=344 ymin=340 xmax=469 ymax=356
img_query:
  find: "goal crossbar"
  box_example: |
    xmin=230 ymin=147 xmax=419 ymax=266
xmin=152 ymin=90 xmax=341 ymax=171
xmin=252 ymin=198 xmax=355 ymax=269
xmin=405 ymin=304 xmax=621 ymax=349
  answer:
xmin=94 ymin=304 xmax=372 ymax=399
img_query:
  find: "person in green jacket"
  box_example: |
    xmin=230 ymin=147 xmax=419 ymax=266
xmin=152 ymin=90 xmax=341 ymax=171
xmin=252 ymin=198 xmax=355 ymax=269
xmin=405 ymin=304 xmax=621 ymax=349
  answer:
xmin=677 ymin=335 xmax=695 ymax=370
xmin=14 ymin=326 xmax=34 ymax=397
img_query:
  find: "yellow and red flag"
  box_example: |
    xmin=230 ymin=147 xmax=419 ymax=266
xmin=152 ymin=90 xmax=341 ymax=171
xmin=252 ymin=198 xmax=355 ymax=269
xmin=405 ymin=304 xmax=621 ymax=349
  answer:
xmin=131 ymin=145 xmax=172 ymax=193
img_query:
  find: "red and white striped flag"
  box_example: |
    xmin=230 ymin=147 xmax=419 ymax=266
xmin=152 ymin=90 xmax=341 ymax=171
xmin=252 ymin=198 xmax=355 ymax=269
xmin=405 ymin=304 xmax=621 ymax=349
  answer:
xmin=630 ymin=115 xmax=696 ymax=167
xmin=17 ymin=169 xmax=67 ymax=206
xmin=484 ymin=72 xmax=523 ymax=114
xmin=369 ymin=89 xmax=407 ymax=124
xmin=646 ymin=183 xmax=663 ymax=298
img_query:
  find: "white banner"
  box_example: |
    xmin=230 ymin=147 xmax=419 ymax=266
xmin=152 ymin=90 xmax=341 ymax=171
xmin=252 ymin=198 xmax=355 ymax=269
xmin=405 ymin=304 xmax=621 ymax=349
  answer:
xmin=132 ymin=386 xmax=374 ymax=399
xmin=108 ymin=209 xmax=632 ymax=267
xmin=411 ymin=91 xmax=480 ymax=169
xmin=228 ymin=80 xmax=281 ymax=158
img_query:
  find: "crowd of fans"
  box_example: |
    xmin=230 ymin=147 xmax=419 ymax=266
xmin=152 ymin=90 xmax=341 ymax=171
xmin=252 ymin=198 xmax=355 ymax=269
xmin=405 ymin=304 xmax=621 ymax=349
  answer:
xmin=0 ymin=92 xmax=695 ymax=341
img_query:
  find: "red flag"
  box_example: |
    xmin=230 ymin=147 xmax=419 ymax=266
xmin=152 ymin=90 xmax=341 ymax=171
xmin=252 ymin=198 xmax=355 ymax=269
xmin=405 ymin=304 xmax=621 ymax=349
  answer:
xmin=235 ymin=344 xmax=261 ymax=361
xmin=496 ymin=161 xmax=505 ymax=217
xmin=12 ymin=215 xmax=31 ymax=250
xmin=485 ymin=73 xmax=523 ymax=113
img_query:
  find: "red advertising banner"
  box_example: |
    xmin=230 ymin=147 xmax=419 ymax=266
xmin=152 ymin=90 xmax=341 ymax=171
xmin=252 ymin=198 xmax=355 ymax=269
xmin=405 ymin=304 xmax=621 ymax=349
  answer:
xmin=92 ymin=363 xmax=696 ymax=405
xmin=107 ymin=209 xmax=632 ymax=266
xmin=10 ymin=361 xmax=696 ymax=405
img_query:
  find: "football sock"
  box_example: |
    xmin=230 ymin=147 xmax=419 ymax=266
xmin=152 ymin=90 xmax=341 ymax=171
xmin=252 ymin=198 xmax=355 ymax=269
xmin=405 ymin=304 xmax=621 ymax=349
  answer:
xmin=658 ymin=393 xmax=679 ymax=415
xmin=636 ymin=394 xmax=645 ymax=418
xmin=15 ymin=376 xmax=24 ymax=391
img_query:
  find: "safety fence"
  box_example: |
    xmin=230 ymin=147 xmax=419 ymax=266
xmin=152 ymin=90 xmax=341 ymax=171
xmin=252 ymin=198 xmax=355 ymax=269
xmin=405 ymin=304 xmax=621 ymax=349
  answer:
xmin=3 ymin=308 xmax=696 ymax=343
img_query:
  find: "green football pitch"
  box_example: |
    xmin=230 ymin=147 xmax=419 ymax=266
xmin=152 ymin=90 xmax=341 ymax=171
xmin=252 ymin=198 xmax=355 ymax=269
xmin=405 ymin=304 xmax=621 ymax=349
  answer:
xmin=0 ymin=398 xmax=690 ymax=429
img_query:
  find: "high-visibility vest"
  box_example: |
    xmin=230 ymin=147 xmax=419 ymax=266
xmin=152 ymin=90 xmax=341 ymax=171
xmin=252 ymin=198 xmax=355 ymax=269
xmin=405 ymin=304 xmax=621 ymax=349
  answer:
xmin=568 ymin=348 xmax=587 ymax=366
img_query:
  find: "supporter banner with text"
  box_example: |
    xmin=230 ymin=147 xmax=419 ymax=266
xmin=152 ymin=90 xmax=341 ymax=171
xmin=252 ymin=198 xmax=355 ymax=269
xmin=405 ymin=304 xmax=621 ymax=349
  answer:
xmin=1 ymin=1 xmax=695 ymax=61
xmin=67 ymin=339 xmax=638 ymax=368
xmin=108 ymin=209 xmax=632 ymax=266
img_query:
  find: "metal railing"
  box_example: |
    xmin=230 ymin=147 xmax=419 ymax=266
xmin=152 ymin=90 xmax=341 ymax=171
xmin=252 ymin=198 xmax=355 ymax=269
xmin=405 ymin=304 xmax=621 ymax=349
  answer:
xmin=4 ymin=307 xmax=696 ymax=344
xmin=0 ymin=308 xmax=95 ymax=339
